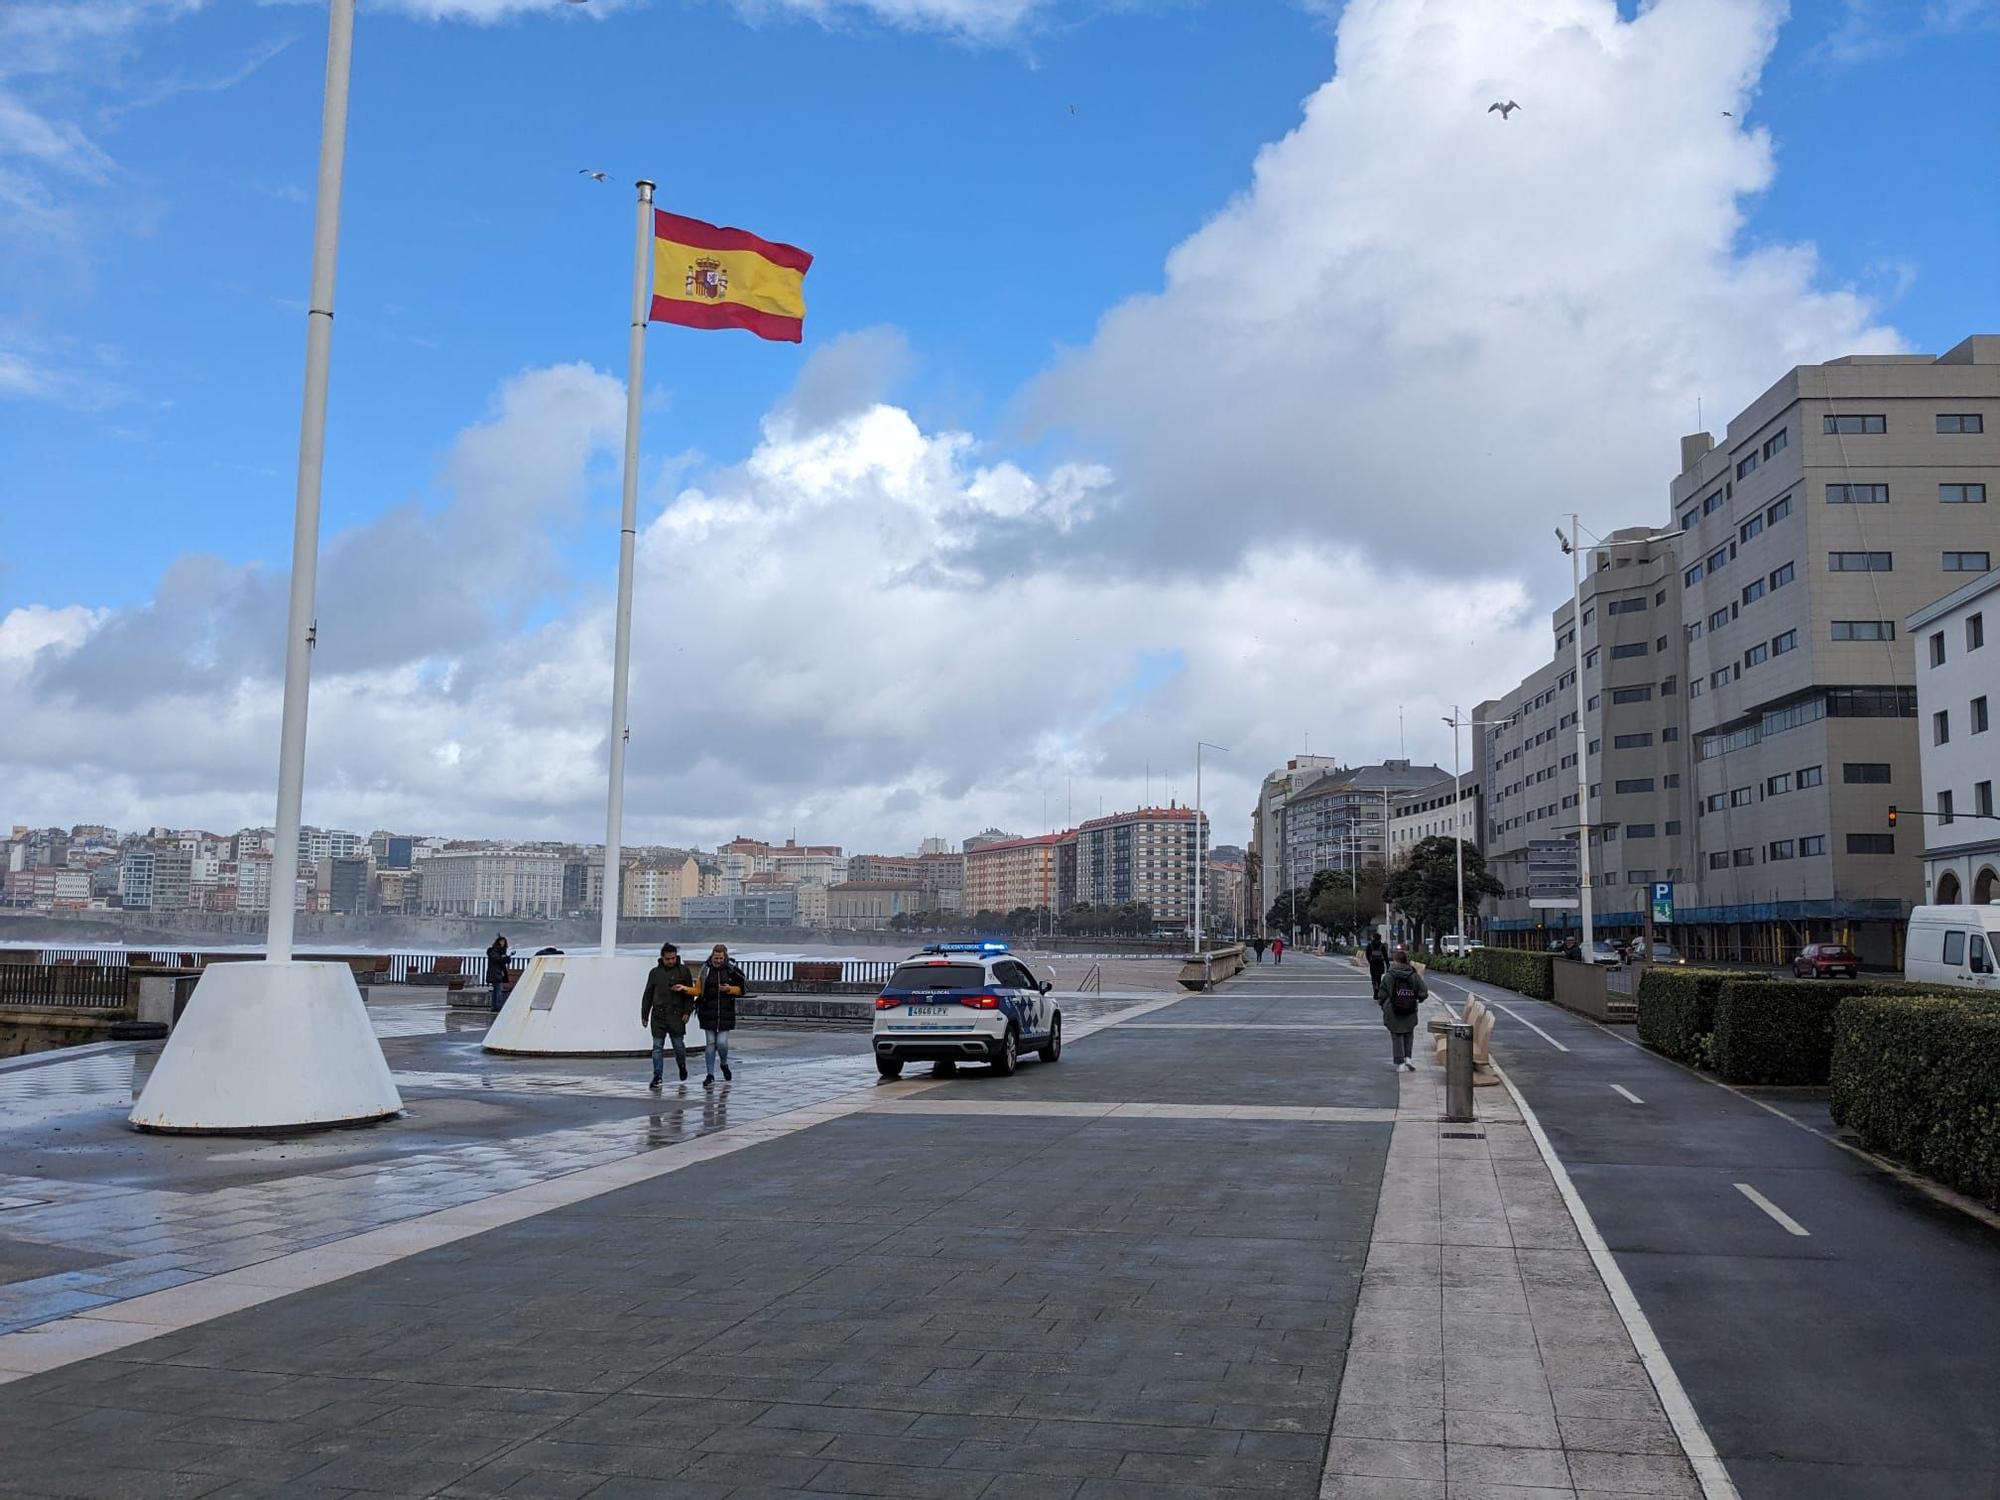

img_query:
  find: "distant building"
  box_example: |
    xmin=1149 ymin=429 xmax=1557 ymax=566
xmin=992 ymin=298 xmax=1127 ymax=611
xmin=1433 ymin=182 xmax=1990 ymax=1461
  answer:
xmin=828 ymin=881 xmax=926 ymax=929
xmin=1073 ymin=806 xmax=1208 ymax=925
xmin=681 ymin=888 xmax=799 ymax=925
xmin=1911 ymin=567 xmax=2000 ymax=907
xmin=964 ymin=831 xmax=1074 ymax=915
xmin=120 ymin=847 xmax=193 ymax=911
xmin=419 ymin=852 xmax=564 ymax=918
xmin=317 ymin=855 xmax=371 ymax=915
xmin=962 ymin=828 xmax=1018 ymax=853
xmin=1389 ymin=777 xmax=1484 ymax=866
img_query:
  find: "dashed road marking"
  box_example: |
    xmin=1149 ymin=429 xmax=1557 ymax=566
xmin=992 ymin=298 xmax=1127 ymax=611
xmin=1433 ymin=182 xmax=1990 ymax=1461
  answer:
xmin=1735 ymin=1182 xmax=1810 ymax=1237
xmin=1610 ymin=1083 xmax=1644 ymax=1104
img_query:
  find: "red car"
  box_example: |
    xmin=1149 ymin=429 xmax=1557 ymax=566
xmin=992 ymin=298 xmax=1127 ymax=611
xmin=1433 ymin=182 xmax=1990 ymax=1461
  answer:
xmin=1793 ymin=943 xmax=1859 ymax=979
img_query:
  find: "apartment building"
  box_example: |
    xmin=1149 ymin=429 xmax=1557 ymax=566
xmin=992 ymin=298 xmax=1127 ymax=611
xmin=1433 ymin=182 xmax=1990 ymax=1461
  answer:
xmin=827 ymin=881 xmax=927 ymax=929
xmin=1073 ymin=805 xmax=1208 ymax=925
xmin=1910 ymin=567 xmax=2000 ymax=907
xmin=681 ymin=888 xmax=798 ymax=925
xmin=964 ymin=831 xmax=1075 ymax=915
xmin=1281 ymin=761 xmax=1447 ymax=887
xmin=1250 ymin=756 xmax=1338 ymax=922
xmin=1388 ymin=778 xmax=1483 ymax=866
xmin=1671 ymin=336 xmax=1999 ymax=964
xmin=846 ymin=852 xmax=966 ymax=913
xmin=419 ymin=852 xmax=564 ymax=918
xmin=1480 ymin=526 xmax=1695 ymax=943
xmin=119 ymin=847 xmax=193 ymax=911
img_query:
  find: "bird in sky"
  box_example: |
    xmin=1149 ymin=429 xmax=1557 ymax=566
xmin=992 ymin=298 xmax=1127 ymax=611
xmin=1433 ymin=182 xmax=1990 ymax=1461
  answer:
xmin=1488 ymin=100 xmax=1521 ymax=120
xmin=1722 ymin=110 xmax=1734 ymax=117
xmin=578 ymin=169 xmax=608 ymax=181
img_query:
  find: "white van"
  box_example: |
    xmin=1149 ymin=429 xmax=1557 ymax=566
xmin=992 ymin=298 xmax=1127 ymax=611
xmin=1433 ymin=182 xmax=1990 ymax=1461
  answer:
xmin=1903 ymin=905 xmax=2000 ymax=992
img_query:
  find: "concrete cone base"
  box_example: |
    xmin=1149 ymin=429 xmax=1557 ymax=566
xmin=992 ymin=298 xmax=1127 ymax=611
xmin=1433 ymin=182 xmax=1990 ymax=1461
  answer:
xmin=128 ymin=960 xmax=402 ymax=1134
xmin=483 ymin=954 xmax=699 ymax=1056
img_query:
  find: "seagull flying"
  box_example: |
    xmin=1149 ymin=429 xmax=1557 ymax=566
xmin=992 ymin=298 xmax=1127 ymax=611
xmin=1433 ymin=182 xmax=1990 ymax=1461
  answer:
xmin=1721 ymin=110 xmax=1733 ymax=117
xmin=1487 ymin=100 xmax=1520 ymax=120
xmin=578 ymin=169 xmax=608 ymax=181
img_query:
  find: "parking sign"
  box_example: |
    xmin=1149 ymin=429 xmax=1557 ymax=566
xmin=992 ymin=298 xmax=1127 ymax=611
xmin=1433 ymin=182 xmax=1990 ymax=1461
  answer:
xmin=1650 ymin=881 xmax=1674 ymax=924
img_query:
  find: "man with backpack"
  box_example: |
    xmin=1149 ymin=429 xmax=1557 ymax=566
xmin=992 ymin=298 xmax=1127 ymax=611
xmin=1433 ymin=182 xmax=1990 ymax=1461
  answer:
xmin=1376 ymin=946 xmax=1427 ymax=1071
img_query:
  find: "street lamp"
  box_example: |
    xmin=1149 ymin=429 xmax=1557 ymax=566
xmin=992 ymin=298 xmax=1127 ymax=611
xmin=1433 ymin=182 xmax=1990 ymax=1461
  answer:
xmin=1442 ymin=706 xmax=1513 ymax=946
xmin=1193 ymin=741 xmax=1228 ymax=949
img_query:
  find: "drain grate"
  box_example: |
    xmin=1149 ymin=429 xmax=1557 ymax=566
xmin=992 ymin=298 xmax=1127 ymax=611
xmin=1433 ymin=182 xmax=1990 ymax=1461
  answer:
xmin=1439 ymin=1131 xmax=1486 ymax=1140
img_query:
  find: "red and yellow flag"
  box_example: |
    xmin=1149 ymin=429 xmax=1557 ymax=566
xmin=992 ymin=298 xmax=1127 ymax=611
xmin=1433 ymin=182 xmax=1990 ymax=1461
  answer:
xmin=650 ymin=210 xmax=813 ymax=344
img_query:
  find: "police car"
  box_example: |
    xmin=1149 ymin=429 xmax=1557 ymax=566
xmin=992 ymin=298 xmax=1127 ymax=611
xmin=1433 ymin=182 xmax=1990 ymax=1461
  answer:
xmin=871 ymin=942 xmax=1061 ymax=1080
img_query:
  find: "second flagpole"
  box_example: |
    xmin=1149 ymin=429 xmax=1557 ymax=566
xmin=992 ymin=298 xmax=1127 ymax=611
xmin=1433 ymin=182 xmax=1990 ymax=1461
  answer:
xmin=600 ymin=177 xmax=655 ymax=956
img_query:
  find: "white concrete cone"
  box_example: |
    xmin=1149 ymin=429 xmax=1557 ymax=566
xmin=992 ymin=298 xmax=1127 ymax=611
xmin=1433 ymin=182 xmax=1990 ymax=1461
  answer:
xmin=129 ymin=961 xmax=401 ymax=1133
xmin=483 ymin=953 xmax=700 ymax=1056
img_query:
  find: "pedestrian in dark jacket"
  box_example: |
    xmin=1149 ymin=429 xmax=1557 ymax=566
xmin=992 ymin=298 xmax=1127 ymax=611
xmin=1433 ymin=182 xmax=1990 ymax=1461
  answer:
xmin=696 ymin=944 xmax=748 ymax=1087
xmin=1251 ymin=937 xmax=1268 ymax=964
xmin=1365 ymin=933 xmax=1388 ymax=990
xmin=640 ymin=942 xmax=697 ymax=1088
xmin=1376 ymin=948 xmax=1427 ymax=1071
xmin=484 ymin=935 xmax=511 ymax=1012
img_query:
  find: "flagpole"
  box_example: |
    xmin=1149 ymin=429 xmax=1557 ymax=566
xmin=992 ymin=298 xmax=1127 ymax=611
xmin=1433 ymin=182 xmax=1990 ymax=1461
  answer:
xmin=600 ymin=178 xmax=655 ymax=956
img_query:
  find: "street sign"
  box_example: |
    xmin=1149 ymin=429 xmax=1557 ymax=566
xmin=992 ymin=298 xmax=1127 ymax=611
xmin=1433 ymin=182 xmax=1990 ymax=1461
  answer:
xmin=1527 ymin=837 xmax=1580 ymax=910
xmin=1650 ymin=881 xmax=1675 ymax=924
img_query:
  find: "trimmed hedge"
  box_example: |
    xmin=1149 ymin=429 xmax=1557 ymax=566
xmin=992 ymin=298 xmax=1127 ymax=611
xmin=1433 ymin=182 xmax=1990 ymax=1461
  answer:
xmin=1711 ymin=980 xmax=1852 ymax=1085
xmin=1636 ymin=967 xmax=1731 ymax=1065
xmin=1417 ymin=948 xmax=1554 ymax=999
xmin=1832 ymin=992 xmax=2000 ymax=1205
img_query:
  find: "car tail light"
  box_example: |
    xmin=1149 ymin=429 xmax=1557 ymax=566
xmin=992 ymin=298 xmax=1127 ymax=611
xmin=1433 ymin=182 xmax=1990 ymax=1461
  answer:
xmin=874 ymin=996 xmax=899 ymax=1010
xmin=960 ymin=993 xmax=1000 ymax=1009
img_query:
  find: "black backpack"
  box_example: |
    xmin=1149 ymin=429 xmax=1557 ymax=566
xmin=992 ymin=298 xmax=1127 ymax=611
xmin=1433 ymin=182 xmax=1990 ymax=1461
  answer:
xmin=1389 ymin=976 xmax=1421 ymax=1016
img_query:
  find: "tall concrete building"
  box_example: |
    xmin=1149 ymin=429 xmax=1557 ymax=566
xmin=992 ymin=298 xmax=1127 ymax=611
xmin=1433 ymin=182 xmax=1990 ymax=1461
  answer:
xmin=419 ymin=852 xmax=564 ymax=918
xmin=1280 ymin=762 xmax=1448 ymax=887
xmin=1909 ymin=567 xmax=2000 ymax=908
xmin=1073 ymin=806 xmax=1208 ymax=926
xmin=1249 ymin=756 xmax=1339 ymax=926
xmin=1670 ymin=337 xmax=1999 ymax=964
xmin=963 ymin=831 xmax=1074 ymax=915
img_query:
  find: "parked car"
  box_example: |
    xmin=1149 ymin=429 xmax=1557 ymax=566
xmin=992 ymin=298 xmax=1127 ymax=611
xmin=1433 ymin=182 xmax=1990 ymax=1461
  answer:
xmin=1793 ymin=943 xmax=1860 ymax=980
xmin=1589 ymin=940 xmax=1625 ymax=966
xmin=1648 ymin=942 xmax=1687 ymax=965
xmin=1902 ymin=906 xmax=2000 ymax=993
xmin=1440 ymin=934 xmax=1483 ymax=955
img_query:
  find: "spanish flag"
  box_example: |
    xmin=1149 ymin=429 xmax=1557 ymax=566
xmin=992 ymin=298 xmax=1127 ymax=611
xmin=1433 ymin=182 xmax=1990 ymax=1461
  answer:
xmin=650 ymin=210 xmax=812 ymax=344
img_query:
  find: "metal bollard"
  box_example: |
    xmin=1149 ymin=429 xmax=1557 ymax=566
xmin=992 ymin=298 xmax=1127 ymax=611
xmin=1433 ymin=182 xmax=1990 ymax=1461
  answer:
xmin=1445 ymin=1021 xmax=1475 ymax=1123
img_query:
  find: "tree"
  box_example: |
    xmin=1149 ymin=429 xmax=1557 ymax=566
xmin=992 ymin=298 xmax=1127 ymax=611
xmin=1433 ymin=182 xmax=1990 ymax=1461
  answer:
xmin=1309 ymin=863 xmax=1388 ymax=943
xmin=1383 ymin=837 xmax=1501 ymax=950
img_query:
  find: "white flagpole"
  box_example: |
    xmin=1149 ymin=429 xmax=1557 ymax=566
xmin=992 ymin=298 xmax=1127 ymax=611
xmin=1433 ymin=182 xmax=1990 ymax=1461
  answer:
xmin=600 ymin=178 xmax=655 ymax=956
xmin=267 ymin=0 xmax=355 ymax=962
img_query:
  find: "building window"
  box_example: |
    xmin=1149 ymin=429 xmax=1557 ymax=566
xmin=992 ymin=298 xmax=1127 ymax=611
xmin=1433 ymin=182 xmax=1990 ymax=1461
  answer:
xmin=1767 ymin=494 xmax=1792 ymax=525
xmin=1611 ymin=686 xmax=1652 ymax=703
xmin=1798 ymin=766 xmax=1824 ymax=788
xmin=1614 ymin=733 xmax=1653 ymax=748
xmin=1824 ymin=414 xmax=1886 ymax=435
xmin=1607 ymin=598 xmax=1647 ymax=615
xmin=1763 ymin=429 xmax=1788 ymax=459
xmin=1615 ymin=778 xmax=1655 ymax=794
xmin=1626 ymin=870 xmax=1656 ymax=885
xmin=1744 ymin=644 xmax=1768 ymax=668
xmin=1708 ymin=852 xmax=1728 ymax=870
xmin=1930 ymin=631 xmax=1948 ymax=667
xmin=1799 ymin=834 xmax=1827 ymax=856
xmin=1589 ymin=739 xmax=1600 ymax=755
xmin=1681 ymin=508 xmax=1699 ymax=530
xmin=1939 ymin=790 xmax=1955 ymax=827
xmin=1742 ymin=579 xmax=1765 ymax=606
xmin=1978 ymin=781 xmax=1995 ymax=818
xmin=1709 ymin=607 xmax=1732 ymax=631
xmin=1689 ymin=680 xmax=1703 ymax=699
xmin=1770 ymin=561 xmax=1795 ymax=589
xmin=1941 ymin=483 xmax=1987 ymax=504
xmin=1731 ymin=787 xmax=1754 ymax=807
xmin=1828 ymin=551 xmax=1892 ymax=572
xmin=1708 ymin=547 xmax=1730 ymax=572
xmin=1935 ymin=709 xmax=1951 ymax=746
xmin=1627 ymin=824 xmax=1656 ymax=839
xmin=1687 ymin=621 xmax=1702 ymax=642
xmin=1767 ymin=840 xmax=1795 ymax=861
xmin=1683 ymin=563 xmax=1703 ymax=587
xmin=1704 ymin=489 xmax=1726 ymax=515
xmin=1611 ymin=642 xmax=1648 ymax=659
xmin=1976 ymin=696 xmax=1990 ymax=734
xmin=1847 ymin=833 xmax=1895 ymax=854
xmin=1710 ymin=667 xmax=1733 ymax=689
xmin=1588 ymin=694 xmax=1601 ymax=710
xmin=1740 ymin=514 xmax=1764 ymax=544
xmin=1937 ymin=414 xmax=1984 ymax=434
xmin=1827 ymin=484 xmax=1889 ymax=504
xmin=1843 ymin=763 xmax=1892 ymax=784
xmin=1663 ymin=727 xmax=1681 ymax=741
xmin=1832 ymin=620 xmax=1895 ymax=641
xmin=1771 ymin=629 xmax=1797 ymax=656
xmin=1732 ymin=848 xmax=1756 ymax=867
xmin=1767 ymin=773 xmax=1793 ymax=796
xmin=1944 ymin=551 xmax=1991 ymax=572
xmin=1736 ymin=452 xmax=1758 ymax=480
xmin=1971 ymin=613 xmax=1986 ymax=651
xmin=1664 ymin=773 xmax=1681 ymax=787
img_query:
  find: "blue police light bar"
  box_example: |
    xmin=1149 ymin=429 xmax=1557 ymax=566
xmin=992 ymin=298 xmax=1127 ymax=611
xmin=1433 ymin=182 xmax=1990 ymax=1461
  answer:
xmin=921 ymin=941 xmax=1010 ymax=955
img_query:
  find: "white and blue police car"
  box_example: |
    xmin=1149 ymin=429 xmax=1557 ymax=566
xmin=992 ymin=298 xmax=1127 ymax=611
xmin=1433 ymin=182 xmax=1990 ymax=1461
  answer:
xmin=871 ymin=942 xmax=1061 ymax=1080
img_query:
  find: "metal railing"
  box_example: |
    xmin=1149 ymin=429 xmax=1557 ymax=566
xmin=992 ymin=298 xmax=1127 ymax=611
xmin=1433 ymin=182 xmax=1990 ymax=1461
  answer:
xmin=1079 ymin=963 xmax=1103 ymax=995
xmin=0 ymin=963 xmax=129 ymax=1009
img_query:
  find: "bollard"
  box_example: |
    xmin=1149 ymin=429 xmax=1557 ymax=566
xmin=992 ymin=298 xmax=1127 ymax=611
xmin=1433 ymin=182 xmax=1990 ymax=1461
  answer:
xmin=1445 ymin=1021 xmax=1475 ymax=1123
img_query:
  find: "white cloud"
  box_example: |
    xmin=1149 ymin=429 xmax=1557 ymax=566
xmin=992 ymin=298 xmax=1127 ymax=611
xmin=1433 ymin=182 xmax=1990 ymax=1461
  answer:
xmin=1026 ymin=0 xmax=1900 ymax=575
xmin=728 ymin=0 xmax=1054 ymax=40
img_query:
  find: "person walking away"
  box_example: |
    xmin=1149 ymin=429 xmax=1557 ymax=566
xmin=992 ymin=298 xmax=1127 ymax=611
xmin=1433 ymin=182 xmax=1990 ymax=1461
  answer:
xmin=485 ymin=934 xmax=511 ymax=1012
xmin=1272 ymin=936 xmax=1285 ymax=965
xmin=697 ymin=943 xmax=748 ymax=1087
xmin=640 ymin=942 xmax=697 ymax=1088
xmin=1365 ymin=932 xmax=1388 ymax=991
xmin=1251 ymin=936 xmax=1268 ymax=964
xmin=1376 ymin=946 xmax=1427 ymax=1071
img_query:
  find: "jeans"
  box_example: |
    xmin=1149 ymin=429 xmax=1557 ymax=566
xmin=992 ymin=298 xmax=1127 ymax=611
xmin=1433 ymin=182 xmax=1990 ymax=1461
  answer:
xmin=1391 ymin=1030 xmax=1413 ymax=1065
xmin=705 ymin=1030 xmax=731 ymax=1078
xmin=490 ymin=983 xmax=505 ymax=1012
xmin=650 ymin=1032 xmax=686 ymax=1081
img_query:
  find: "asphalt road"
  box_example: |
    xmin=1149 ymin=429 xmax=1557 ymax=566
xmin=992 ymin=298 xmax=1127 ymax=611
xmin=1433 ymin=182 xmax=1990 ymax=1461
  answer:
xmin=1432 ymin=972 xmax=2000 ymax=1500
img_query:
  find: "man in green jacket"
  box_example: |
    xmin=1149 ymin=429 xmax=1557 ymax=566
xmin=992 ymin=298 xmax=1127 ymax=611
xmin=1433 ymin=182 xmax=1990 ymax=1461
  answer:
xmin=641 ymin=942 xmax=698 ymax=1088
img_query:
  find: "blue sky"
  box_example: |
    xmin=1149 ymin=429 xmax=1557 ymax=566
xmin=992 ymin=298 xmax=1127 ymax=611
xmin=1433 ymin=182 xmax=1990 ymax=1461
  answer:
xmin=5 ymin=0 xmax=1995 ymax=616
xmin=3 ymin=0 xmax=1998 ymax=846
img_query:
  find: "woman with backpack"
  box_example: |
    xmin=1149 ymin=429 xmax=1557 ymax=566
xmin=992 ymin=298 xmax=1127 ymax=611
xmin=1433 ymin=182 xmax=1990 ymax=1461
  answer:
xmin=1376 ymin=946 xmax=1427 ymax=1072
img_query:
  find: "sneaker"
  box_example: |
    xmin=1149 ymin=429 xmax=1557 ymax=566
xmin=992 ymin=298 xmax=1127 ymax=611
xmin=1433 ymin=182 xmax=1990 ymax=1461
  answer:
xmin=1401 ymin=1060 xmax=1417 ymax=1072
xmin=649 ymin=1077 xmax=662 ymax=1091
xmin=722 ymin=1063 xmax=733 ymax=1082
xmin=677 ymin=1060 xmax=688 ymax=1082
xmin=703 ymin=1075 xmax=715 ymax=1089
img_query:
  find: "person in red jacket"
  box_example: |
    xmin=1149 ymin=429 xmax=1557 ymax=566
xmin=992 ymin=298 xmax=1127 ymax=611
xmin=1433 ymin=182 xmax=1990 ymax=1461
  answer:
xmin=1272 ymin=935 xmax=1286 ymax=965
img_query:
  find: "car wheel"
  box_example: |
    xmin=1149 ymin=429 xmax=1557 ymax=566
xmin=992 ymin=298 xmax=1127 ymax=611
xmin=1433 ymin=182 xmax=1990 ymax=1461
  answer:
xmin=1039 ymin=1016 xmax=1062 ymax=1064
xmin=990 ymin=1028 xmax=1018 ymax=1077
xmin=876 ymin=1056 xmax=903 ymax=1080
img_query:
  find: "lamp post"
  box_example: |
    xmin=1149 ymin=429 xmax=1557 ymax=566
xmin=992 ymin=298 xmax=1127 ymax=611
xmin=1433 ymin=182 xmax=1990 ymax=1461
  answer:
xmin=1193 ymin=741 xmax=1228 ymax=949
xmin=1442 ymin=706 xmax=1513 ymax=945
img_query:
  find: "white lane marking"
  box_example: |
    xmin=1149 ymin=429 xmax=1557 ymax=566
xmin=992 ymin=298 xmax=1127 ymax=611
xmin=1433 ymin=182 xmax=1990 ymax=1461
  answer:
xmin=1482 ymin=996 xmax=1571 ymax=1053
xmin=1734 ymin=1182 xmax=1810 ymax=1237
xmin=1495 ymin=1064 xmax=1741 ymax=1500
xmin=1611 ymin=1084 xmax=1645 ymax=1104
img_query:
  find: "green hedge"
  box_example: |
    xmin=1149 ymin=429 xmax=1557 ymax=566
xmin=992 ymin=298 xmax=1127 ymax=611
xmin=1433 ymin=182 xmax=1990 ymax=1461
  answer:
xmin=1711 ymin=980 xmax=1854 ymax=1085
xmin=1832 ymin=992 xmax=2000 ymax=1205
xmin=1636 ymin=967 xmax=1731 ymax=1065
xmin=1417 ymin=948 xmax=1554 ymax=999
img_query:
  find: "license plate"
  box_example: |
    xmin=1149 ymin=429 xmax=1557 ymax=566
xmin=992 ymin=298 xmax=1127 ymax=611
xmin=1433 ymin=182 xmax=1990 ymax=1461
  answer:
xmin=908 ymin=1005 xmax=949 ymax=1016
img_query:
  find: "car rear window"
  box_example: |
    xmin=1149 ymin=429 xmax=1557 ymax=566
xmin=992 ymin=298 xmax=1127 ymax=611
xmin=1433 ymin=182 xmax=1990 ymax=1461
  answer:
xmin=886 ymin=964 xmax=985 ymax=991
xmin=1825 ymin=947 xmax=1855 ymax=958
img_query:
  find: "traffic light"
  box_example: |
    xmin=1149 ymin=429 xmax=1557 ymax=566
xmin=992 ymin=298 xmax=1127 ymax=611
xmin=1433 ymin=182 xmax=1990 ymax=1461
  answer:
xmin=1888 ymin=805 xmax=1899 ymax=828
